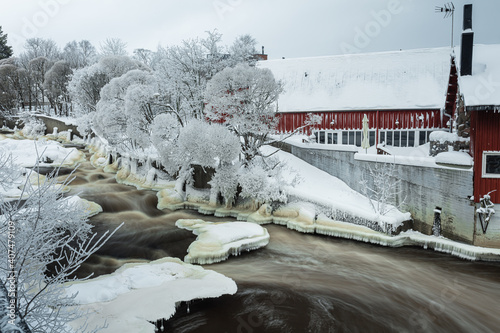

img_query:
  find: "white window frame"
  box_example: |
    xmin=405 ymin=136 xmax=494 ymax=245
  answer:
xmin=482 ymin=151 xmax=500 ymax=178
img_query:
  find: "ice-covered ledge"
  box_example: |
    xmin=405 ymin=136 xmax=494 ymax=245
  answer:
xmin=176 ymin=219 xmax=270 ymax=264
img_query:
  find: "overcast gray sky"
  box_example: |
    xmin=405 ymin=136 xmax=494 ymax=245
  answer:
xmin=1 ymin=0 xmax=499 ymax=59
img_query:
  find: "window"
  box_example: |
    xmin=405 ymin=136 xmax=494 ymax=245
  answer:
xmin=482 ymin=152 xmax=500 ymax=178
xmin=313 ymin=131 xmax=319 ymax=143
xmin=332 ymin=133 xmax=338 ymax=144
xmin=380 ymin=131 xmax=386 ymax=144
xmin=419 ymin=131 xmax=426 ymax=145
xmin=327 ymin=132 xmax=333 ymax=144
xmin=319 ymin=131 xmax=325 ymax=144
xmin=342 ymin=132 xmax=348 ymax=145
xmin=355 ymin=131 xmax=362 ymax=147
xmin=394 ymin=131 xmax=400 ymax=147
xmin=349 ymin=132 xmax=355 ymax=145
xmin=369 ymin=131 xmax=375 ymax=146
xmin=401 ymin=131 xmax=408 ymax=147
xmin=408 ymin=131 xmax=415 ymax=147
xmin=387 ymin=131 xmax=393 ymax=145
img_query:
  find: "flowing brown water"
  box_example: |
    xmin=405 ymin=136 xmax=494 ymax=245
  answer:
xmin=65 ymin=150 xmax=500 ymax=333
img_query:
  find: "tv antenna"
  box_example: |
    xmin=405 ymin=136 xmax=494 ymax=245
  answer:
xmin=435 ymin=2 xmax=455 ymax=48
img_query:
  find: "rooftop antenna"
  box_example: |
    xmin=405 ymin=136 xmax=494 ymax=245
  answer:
xmin=435 ymin=2 xmax=455 ymax=48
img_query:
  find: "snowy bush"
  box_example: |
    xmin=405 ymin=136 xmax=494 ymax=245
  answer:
xmin=20 ymin=114 xmax=46 ymax=138
xmin=238 ymin=157 xmax=289 ymax=209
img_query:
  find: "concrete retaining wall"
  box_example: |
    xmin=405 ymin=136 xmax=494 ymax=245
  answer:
xmin=35 ymin=115 xmax=81 ymax=137
xmin=287 ymin=143 xmax=476 ymax=244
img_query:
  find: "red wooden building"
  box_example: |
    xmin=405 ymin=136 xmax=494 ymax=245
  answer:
xmin=258 ymin=47 xmax=457 ymax=148
xmin=460 ymin=44 xmax=500 ymax=205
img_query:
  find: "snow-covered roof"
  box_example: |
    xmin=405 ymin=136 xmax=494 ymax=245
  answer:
xmin=257 ymin=48 xmax=453 ymax=112
xmin=456 ymin=44 xmax=500 ymax=107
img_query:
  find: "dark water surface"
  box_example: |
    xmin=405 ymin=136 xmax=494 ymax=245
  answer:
xmin=67 ymin=151 xmax=500 ymax=333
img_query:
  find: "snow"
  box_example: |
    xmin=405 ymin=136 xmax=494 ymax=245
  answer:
xmin=0 ymin=138 xmax=85 ymax=168
xmin=261 ymin=145 xmax=411 ymax=228
xmin=66 ymin=257 xmax=237 ymax=332
xmin=258 ymin=47 xmax=452 ymax=112
xmin=429 ymin=130 xmax=458 ymax=143
xmin=456 ymin=44 xmax=500 ymax=106
xmin=435 ymin=151 xmax=473 ymax=167
xmin=176 ymin=219 xmax=270 ymax=264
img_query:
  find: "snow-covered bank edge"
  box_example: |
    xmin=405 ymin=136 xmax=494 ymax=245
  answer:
xmin=158 ymin=196 xmax=500 ymax=262
xmin=66 ymin=257 xmax=237 ymax=332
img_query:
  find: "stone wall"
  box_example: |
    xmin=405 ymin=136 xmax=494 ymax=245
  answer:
xmin=286 ymin=143 xmax=476 ymax=244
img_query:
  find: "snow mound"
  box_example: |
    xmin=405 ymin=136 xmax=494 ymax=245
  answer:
xmin=435 ymin=151 xmax=473 ymax=167
xmin=176 ymin=219 xmax=270 ymax=264
xmin=67 ymin=257 xmax=237 ymax=332
xmin=0 ymin=138 xmax=85 ymax=168
xmin=66 ymin=195 xmax=103 ymax=217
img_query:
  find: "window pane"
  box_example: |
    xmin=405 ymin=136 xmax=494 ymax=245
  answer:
xmin=349 ymin=132 xmax=355 ymax=145
xmin=401 ymin=131 xmax=408 ymax=147
xmin=314 ymin=131 xmax=319 ymax=143
xmin=369 ymin=131 xmax=375 ymax=146
xmin=387 ymin=131 xmax=393 ymax=145
xmin=380 ymin=131 xmax=386 ymax=144
xmin=394 ymin=131 xmax=400 ymax=147
xmin=409 ymin=131 xmax=415 ymax=147
xmin=355 ymin=131 xmax=362 ymax=147
xmin=333 ymin=133 xmax=338 ymax=144
xmin=419 ymin=131 xmax=426 ymax=145
xmin=486 ymin=155 xmax=500 ymax=174
xmin=342 ymin=132 xmax=348 ymax=144
xmin=327 ymin=133 xmax=333 ymax=144
xmin=319 ymin=131 xmax=325 ymax=144
xmin=427 ymin=131 xmax=432 ymax=142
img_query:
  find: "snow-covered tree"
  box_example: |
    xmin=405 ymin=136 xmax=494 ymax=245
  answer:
xmin=0 ymin=151 xmax=119 ymax=332
xmin=0 ymin=26 xmax=13 ymax=60
xmin=43 ymin=60 xmax=73 ymax=116
xmin=68 ymin=55 xmax=146 ymax=116
xmin=62 ymin=40 xmax=97 ymax=69
xmin=176 ymin=119 xmax=240 ymax=169
xmin=205 ymin=63 xmax=283 ymax=164
xmin=150 ymin=113 xmax=181 ymax=174
xmin=229 ymin=34 xmax=258 ymax=66
xmin=152 ymin=30 xmax=231 ymax=122
xmin=99 ymin=38 xmax=128 ymax=57
xmin=21 ymin=38 xmax=60 ymax=62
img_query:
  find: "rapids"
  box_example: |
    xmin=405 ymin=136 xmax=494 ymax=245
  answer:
xmin=65 ymin=149 xmax=500 ymax=333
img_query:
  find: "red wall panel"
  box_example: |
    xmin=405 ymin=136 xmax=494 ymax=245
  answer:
xmin=471 ymin=110 xmax=500 ymax=203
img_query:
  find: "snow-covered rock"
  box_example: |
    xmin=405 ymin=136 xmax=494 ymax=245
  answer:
xmin=66 ymin=257 xmax=237 ymax=332
xmin=176 ymin=219 xmax=270 ymax=264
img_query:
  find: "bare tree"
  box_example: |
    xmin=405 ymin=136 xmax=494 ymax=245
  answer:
xmin=99 ymin=38 xmax=128 ymax=57
xmin=359 ymin=162 xmax=405 ymax=216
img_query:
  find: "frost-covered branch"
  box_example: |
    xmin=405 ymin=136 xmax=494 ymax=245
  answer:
xmin=0 ymin=151 xmax=120 ymax=332
xmin=359 ymin=162 xmax=405 ymax=216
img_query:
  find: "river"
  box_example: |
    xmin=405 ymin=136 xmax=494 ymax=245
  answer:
xmin=64 ymin=149 xmax=500 ymax=333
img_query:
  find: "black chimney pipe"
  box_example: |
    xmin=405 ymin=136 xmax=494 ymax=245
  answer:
xmin=460 ymin=4 xmax=474 ymax=76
